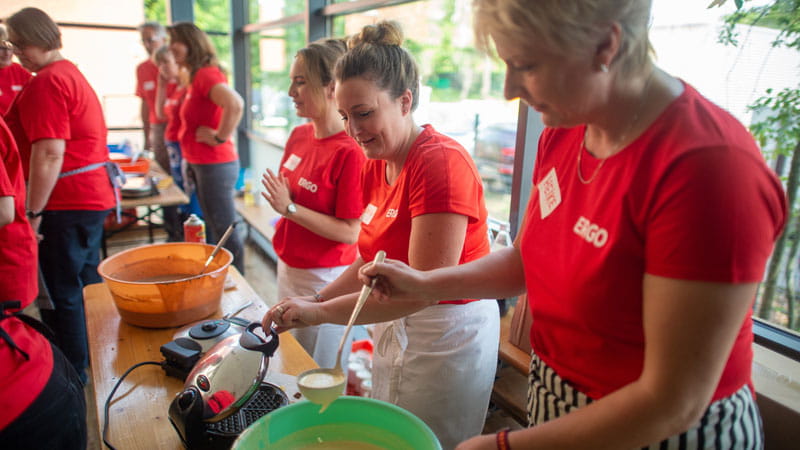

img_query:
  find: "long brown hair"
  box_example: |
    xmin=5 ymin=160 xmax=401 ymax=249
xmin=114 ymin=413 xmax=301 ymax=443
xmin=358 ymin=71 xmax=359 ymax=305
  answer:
xmin=166 ymin=22 xmax=221 ymax=80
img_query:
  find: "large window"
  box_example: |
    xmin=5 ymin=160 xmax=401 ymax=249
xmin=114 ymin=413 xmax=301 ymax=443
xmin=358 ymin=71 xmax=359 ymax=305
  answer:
xmin=248 ymin=0 xmax=518 ymax=223
xmin=242 ymin=0 xmax=800 ymax=342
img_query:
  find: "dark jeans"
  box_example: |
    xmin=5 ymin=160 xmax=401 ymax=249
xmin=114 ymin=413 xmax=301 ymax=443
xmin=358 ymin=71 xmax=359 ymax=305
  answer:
xmin=38 ymin=209 xmax=108 ymax=381
xmin=187 ymin=160 xmax=244 ymax=274
xmin=165 ymin=140 xmax=203 ymax=219
xmin=151 ymin=122 xmax=182 ymax=241
xmin=0 ymin=341 xmax=87 ymax=449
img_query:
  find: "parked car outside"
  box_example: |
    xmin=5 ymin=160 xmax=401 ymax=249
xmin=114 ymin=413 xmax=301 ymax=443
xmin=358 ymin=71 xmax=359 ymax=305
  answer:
xmin=473 ymin=122 xmax=516 ymax=192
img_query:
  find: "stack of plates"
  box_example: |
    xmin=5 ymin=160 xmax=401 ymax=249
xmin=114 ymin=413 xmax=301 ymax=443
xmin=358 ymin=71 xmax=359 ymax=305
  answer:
xmin=121 ymin=173 xmax=155 ymax=198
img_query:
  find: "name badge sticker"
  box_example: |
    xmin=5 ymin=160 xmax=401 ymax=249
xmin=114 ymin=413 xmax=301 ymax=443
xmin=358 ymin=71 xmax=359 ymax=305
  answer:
xmin=143 ymin=81 xmax=155 ymax=91
xmin=283 ymin=154 xmax=301 ymax=171
xmin=361 ymin=204 xmax=378 ymax=225
xmin=538 ymin=167 xmax=562 ymax=219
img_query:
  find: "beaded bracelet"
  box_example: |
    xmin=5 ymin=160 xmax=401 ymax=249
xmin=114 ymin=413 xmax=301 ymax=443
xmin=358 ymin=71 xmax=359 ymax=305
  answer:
xmin=496 ymin=427 xmax=511 ymax=450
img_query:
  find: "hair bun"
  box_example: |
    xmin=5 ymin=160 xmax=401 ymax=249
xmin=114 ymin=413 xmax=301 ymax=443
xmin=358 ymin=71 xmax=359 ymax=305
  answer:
xmin=348 ymin=20 xmax=403 ymax=48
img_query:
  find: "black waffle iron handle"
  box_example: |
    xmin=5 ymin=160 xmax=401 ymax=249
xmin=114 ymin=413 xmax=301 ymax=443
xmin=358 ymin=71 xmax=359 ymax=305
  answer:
xmin=239 ymin=322 xmax=279 ymax=357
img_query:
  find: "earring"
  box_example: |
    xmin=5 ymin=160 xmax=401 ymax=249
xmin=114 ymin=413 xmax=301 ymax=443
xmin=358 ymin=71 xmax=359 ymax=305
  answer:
xmin=600 ymin=63 xmax=609 ymax=73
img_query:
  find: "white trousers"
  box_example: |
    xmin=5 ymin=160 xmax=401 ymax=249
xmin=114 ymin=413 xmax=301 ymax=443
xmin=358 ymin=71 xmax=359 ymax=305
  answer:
xmin=276 ymin=260 xmax=353 ymax=369
xmin=371 ymin=300 xmax=500 ymax=450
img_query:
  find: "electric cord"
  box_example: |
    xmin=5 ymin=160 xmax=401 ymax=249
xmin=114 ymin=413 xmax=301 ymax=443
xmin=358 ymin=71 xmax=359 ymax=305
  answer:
xmin=102 ymin=360 xmax=163 ymax=450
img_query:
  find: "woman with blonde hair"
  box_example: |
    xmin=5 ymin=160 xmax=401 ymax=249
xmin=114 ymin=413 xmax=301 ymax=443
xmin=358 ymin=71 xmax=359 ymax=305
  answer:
xmin=167 ymin=22 xmax=244 ymax=272
xmin=360 ymin=0 xmax=786 ymax=448
xmin=264 ymin=21 xmax=500 ymax=449
xmin=260 ymin=38 xmax=366 ymax=368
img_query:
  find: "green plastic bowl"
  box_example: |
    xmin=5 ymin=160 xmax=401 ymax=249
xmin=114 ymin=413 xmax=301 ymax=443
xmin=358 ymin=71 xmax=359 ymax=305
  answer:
xmin=232 ymin=397 xmax=441 ymax=449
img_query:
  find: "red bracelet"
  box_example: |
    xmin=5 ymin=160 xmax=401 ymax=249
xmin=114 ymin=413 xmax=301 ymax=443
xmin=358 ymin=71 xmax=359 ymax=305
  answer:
xmin=496 ymin=427 xmax=511 ymax=450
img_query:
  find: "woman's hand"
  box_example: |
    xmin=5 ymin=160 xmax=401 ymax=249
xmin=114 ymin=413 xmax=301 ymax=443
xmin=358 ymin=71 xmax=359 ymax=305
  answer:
xmin=195 ymin=126 xmax=221 ymax=146
xmin=262 ymin=296 xmax=321 ymax=333
xmin=28 ymin=215 xmax=43 ymax=241
xmin=358 ymin=258 xmax=437 ymax=306
xmin=261 ymin=168 xmax=292 ymax=216
xmin=454 ymin=434 xmax=496 ymax=450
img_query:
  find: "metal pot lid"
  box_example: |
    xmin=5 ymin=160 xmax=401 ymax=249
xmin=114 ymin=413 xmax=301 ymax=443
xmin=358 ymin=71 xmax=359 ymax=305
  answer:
xmin=183 ymin=322 xmax=279 ymax=422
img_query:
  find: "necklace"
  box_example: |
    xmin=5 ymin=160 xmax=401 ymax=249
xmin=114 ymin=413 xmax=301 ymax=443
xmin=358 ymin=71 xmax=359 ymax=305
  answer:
xmin=577 ymin=70 xmax=655 ymax=184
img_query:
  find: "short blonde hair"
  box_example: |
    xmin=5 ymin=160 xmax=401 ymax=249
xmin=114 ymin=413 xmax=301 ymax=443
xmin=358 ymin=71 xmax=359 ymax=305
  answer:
xmin=473 ymin=0 xmax=652 ymax=76
xmin=6 ymin=7 xmax=62 ymax=51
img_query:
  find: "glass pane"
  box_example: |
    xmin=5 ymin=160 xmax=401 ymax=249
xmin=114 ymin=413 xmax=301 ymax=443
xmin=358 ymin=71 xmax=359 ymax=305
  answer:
xmin=332 ymin=0 xmax=519 ymax=226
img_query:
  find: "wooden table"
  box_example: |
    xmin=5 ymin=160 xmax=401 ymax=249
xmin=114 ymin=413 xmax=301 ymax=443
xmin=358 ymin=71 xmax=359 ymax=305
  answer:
xmin=102 ymin=163 xmax=190 ymax=257
xmin=84 ymin=267 xmax=316 ymax=449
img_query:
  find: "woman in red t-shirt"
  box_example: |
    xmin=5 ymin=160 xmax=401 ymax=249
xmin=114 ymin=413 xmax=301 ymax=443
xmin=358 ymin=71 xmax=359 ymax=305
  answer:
xmin=260 ymin=38 xmax=366 ymax=369
xmin=0 ymin=114 xmax=86 ymax=449
xmin=153 ymin=45 xmax=202 ymax=219
xmin=5 ymin=7 xmax=115 ymax=384
xmin=167 ymin=22 xmax=245 ymax=272
xmin=263 ymin=22 xmax=499 ymax=449
xmin=0 ymin=25 xmax=32 ymax=116
xmin=357 ymin=2 xmax=786 ymax=449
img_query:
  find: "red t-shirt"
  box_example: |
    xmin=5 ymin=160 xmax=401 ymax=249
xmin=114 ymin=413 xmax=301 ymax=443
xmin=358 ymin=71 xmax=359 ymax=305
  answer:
xmin=136 ymin=59 xmax=175 ymax=125
xmin=0 ymin=116 xmax=51 ymax=430
xmin=358 ymin=125 xmax=490 ymax=304
xmin=272 ymin=123 xmax=366 ymax=268
xmin=5 ymin=60 xmax=115 ymax=211
xmin=179 ymin=66 xmax=237 ymax=164
xmin=519 ymin=83 xmax=786 ymax=401
xmin=164 ymin=85 xmax=186 ymax=142
xmin=0 ymin=62 xmax=32 ymax=115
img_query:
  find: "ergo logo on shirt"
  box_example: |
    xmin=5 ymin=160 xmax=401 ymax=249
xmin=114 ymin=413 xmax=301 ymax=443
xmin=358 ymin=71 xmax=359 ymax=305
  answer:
xmin=573 ymin=216 xmax=608 ymax=248
xmin=385 ymin=209 xmax=398 ymax=218
xmin=298 ymin=177 xmax=318 ymax=193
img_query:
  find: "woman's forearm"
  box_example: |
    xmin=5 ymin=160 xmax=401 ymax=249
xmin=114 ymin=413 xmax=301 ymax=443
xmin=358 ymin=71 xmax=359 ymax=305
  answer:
xmin=27 ymin=139 xmax=65 ymax=212
xmin=209 ymin=84 xmax=243 ymax=141
xmin=423 ymin=247 xmax=527 ymax=301
xmin=287 ymin=207 xmax=360 ymax=244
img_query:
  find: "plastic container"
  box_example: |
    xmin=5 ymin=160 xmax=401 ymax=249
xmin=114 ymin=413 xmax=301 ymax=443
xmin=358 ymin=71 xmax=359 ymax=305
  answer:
xmin=97 ymin=242 xmax=232 ymax=328
xmin=115 ymin=157 xmax=151 ymax=174
xmin=232 ymin=397 xmax=441 ymax=449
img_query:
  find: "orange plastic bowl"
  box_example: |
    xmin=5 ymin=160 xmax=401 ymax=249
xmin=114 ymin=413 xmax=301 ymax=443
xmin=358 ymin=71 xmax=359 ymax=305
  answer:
xmin=98 ymin=243 xmax=232 ymax=328
xmin=115 ymin=157 xmax=151 ymax=174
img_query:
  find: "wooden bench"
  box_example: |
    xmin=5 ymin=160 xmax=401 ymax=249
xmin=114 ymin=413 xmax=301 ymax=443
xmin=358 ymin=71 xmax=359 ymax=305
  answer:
xmin=491 ymin=295 xmax=532 ymax=426
xmin=234 ymin=197 xmax=281 ymax=261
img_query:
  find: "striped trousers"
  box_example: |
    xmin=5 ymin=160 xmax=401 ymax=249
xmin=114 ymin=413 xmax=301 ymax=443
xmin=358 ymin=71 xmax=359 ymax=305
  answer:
xmin=527 ymin=353 xmax=764 ymax=449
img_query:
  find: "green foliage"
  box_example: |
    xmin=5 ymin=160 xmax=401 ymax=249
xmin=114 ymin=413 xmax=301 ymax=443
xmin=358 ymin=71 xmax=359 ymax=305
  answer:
xmin=144 ymin=0 xmax=167 ymax=23
xmin=749 ymin=87 xmax=800 ymax=159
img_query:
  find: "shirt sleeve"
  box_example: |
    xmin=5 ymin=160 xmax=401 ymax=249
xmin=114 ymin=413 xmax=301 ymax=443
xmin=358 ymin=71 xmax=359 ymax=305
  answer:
xmin=18 ymin=75 xmax=71 ymax=142
xmin=332 ymin=146 xmax=366 ymax=219
xmin=407 ymin=142 xmax=485 ymax=223
xmin=0 ymin=161 xmax=12 ymax=197
xmin=195 ymin=67 xmax=228 ymax=99
xmin=644 ymin=145 xmax=786 ymax=283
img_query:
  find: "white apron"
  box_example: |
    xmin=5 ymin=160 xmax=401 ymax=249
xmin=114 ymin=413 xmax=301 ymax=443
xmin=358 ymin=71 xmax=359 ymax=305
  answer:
xmin=276 ymin=260 xmax=354 ymax=369
xmin=371 ymin=300 xmax=500 ymax=450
